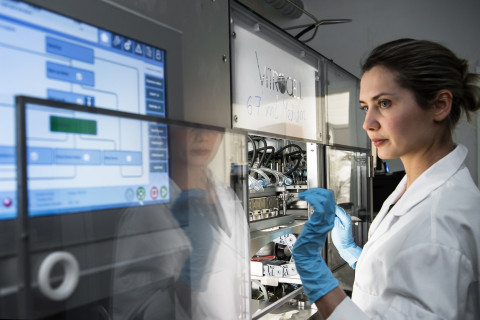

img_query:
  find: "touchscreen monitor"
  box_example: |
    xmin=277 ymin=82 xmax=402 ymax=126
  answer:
xmin=0 ymin=0 xmax=172 ymax=219
xmin=16 ymin=96 xmax=170 ymax=217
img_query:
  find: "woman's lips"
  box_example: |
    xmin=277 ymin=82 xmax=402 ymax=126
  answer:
xmin=371 ymin=138 xmax=386 ymax=147
xmin=191 ymin=149 xmax=211 ymax=156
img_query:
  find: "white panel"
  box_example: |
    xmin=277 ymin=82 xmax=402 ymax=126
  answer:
xmin=232 ymin=24 xmax=319 ymax=141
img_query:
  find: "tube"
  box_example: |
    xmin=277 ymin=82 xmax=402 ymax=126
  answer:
xmin=250 ymin=168 xmax=271 ymax=187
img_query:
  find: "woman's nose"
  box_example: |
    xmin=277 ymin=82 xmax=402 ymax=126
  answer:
xmin=362 ymin=108 xmax=379 ymax=131
xmin=193 ymin=128 xmax=220 ymax=141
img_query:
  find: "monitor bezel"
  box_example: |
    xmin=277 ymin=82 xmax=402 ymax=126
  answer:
xmin=13 ymin=95 xmax=176 ymax=318
xmin=16 ymin=94 xmax=175 ymax=235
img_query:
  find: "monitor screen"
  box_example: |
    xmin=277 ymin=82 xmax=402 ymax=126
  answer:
xmin=17 ymin=96 xmax=170 ymax=217
xmin=0 ymin=0 xmax=171 ymax=219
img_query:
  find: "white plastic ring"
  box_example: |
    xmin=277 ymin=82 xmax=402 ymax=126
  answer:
xmin=37 ymin=251 xmax=80 ymax=301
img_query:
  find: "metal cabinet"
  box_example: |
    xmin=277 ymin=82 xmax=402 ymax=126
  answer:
xmin=0 ymin=0 xmax=372 ymax=318
xmin=230 ymin=2 xmax=371 ymax=319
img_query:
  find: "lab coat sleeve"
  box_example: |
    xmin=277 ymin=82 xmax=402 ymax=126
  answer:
xmin=328 ymin=243 xmax=473 ymax=320
xmin=328 ymin=297 xmax=369 ymax=320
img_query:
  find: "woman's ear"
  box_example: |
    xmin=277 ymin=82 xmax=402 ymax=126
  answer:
xmin=433 ymin=90 xmax=453 ymax=122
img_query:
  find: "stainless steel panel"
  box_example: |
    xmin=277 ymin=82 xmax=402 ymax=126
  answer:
xmin=249 ymin=215 xmax=295 ymax=232
xmin=30 ymin=0 xmax=232 ymax=127
xmin=250 ymin=220 xmax=305 ymax=258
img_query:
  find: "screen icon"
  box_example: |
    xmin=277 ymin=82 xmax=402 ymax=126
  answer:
xmin=123 ymin=39 xmax=133 ymax=52
xmin=134 ymin=43 xmax=143 ymax=56
xmin=150 ymin=187 xmax=158 ymax=199
xmin=145 ymin=45 xmax=153 ymax=59
xmin=136 ymin=187 xmax=146 ymax=200
xmin=160 ymin=186 xmax=168 ymax=198
xmin=112 ymin=34 xmax=122 ymax=49
xmin=3 ymin=197 xmax=12 ymax=208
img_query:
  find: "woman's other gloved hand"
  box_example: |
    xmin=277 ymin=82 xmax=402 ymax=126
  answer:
xmin=332 ymin=206 xmax=362 ymax=269
xmin=292 ymin=188 xmax=338 ymax=303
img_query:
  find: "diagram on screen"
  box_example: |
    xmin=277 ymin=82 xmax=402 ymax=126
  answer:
xmin=0 ymin=0 xmax=168 ymax=217
xmin=25 ymin=103 xmax=169 ymax=216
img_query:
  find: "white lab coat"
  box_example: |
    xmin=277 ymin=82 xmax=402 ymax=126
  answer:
xmin=171 ymin=175 xmax=251 ymax=320
xmin=329 ymin=144 xmax=480 ymax=320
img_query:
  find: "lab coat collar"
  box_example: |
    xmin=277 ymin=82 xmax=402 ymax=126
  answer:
xmin=369 ymin=144 xmax=468 ymax=238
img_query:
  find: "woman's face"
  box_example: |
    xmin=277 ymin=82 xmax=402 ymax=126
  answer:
xmin=170 ymin=126 xmax=223 ymax=167
xmin=360 ymin=66 xmax=437 ymax=160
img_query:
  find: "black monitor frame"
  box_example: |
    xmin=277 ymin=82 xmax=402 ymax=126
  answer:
xmin=14 ymin=95 xmax=175 ymax=319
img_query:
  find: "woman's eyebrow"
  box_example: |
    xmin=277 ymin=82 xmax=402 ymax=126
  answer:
xmin=359 ymin=92 xmax=396 ymax=104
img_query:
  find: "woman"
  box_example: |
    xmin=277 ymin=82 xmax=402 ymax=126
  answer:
xmin=293 ymin=38 xmax=480 ymax=319
xmin=112 ymin=125 xmax=250 ymax=320
xmin=169 ymin=126 xmax=248 ymax=318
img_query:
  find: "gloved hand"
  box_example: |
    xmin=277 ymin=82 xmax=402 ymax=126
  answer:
xmin=292 ymin=188 xmax=338 ymax=303
xmin=332 ymin=206 xmax=362 ymax=269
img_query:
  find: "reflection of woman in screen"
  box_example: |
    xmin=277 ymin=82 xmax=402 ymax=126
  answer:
xmin=169 ymin=126 xmax=249 ymax=320
xmin=111 ymin=187 xmax=191 ymax=319
xmin=111 ymin=125 xmax=250 ymax=320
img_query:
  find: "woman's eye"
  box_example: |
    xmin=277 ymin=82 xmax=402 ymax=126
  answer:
xmin=379 ymin=100 xmax=391 ymax=108
xmin=360 ymin=105 xmax=368 ymax=112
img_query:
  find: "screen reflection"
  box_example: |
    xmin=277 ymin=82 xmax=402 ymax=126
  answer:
xmin=112 ymin=125 xmax=250 ymax=320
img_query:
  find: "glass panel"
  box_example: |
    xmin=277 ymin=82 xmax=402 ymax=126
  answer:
xmin=111 ymin=126 xmax=250 ymax=320
xmin=326 ymin=63 xmax=368 ymax=148
xmin=325 ymin=146 xmax=370 ymax=293
xmin=13 ymin=97 xmax=250 ymax=319
xmin=231 ymin=4 xmax=322 ymax=142
xmin=326 ymin=147 xmax=369 ymax=221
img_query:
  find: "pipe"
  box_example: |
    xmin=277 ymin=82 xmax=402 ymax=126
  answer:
xmin=264 ymin=0 xmax=304 ymax=19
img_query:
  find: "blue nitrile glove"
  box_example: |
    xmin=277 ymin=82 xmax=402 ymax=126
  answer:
xmin=332 ymin=206 xmax=362 ymax=269
xmin=292 ymin=188 xmax=339 ymax=303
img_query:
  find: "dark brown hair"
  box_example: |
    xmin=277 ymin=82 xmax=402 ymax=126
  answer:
xmin=362 ymin=38 xmax=480 ymax=132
